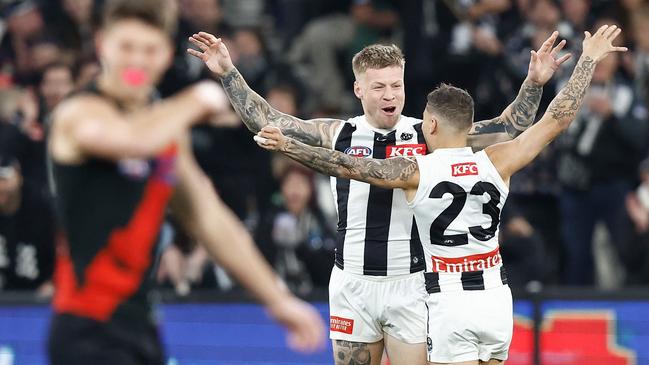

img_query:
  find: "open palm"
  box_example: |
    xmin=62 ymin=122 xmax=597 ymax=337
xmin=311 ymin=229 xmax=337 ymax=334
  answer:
xmin=187 ymin=32 xmax=235 ymax=77
xmin=527 ymin=31 xmax=572 ymax=86
xmin=582 ymin=25 xmax=628 ymax=62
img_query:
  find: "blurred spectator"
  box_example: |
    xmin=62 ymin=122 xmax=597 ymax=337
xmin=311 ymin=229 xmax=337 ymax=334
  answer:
xmin=625 ymin=158 xmax=649 ymax=285
xmin=0 ymin=0 xmax=46 ymax=86
xmin=6 ymin=63 xmax=75 ymax=191
xmin=179 ymin=0 xmax=229 ymax=35
xmin=255 ymin=166 xmax=336 ymax=295
xmin=74 ymin=56 xmax=100 ymax=90
xmin=559 ymin=0 xmax=592 ymax=49
xmin=556 ymin=21 xmax=649 ymax=284
xmin=39 ymin=62 xmax=75 ymax=117
xmin=159 ymin=0 xmax=232 ymax=96
xmin=231 ymin=27 xmax=272 ymax=94
xmin=499 ymin=203 xmax=552 ymax=288
xmin=288 ymin=0 xmax=399 ymax=113
xmin=57 ymin=0 xmax=96 ymax=60
xmin=631 ymin=4 xmax=649 ymax=105
xmin=401 ymin=0 xmax=514 ymax=118
xmin=221 ymin=0 xmax=265 ymax=28
xmin=0 ymin=153 xmax=55 ymax=295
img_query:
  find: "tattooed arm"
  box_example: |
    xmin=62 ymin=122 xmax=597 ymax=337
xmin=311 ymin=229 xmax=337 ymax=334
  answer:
xmin=466 ymin=78 xmax=543 ymax=150
xmin=486 ymin=25 xmax=627 ymax=182
xmin=187 ymin=32 xmax=341 ymax=148
xmin=221 ymin=69 xmax=342 ymax=147
xmin=467 ymin=31 xmax=573 ymax=150
xmin=255 ymin=127 xmax=420 ymax=191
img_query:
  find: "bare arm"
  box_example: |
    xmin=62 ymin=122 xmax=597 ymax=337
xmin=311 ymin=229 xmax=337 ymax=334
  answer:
xmin=49 ymin=82 xmax=221 ymax=162
xmin=187 ymin=32 xmax=341 ymax=148
xmin=486 ymin=25 xmax=627 ymax=181
xmin=170 ymin=136 xmax=324 ymax=352
xmin=255 ymin=127 xmax=420 ymax=191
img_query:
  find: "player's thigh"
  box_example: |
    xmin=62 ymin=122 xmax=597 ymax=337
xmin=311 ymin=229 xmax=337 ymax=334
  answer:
xmin=332 ymin=339 xmax=384 ymax=365
xmin=384 ymin=332 xmax=427 ymax=365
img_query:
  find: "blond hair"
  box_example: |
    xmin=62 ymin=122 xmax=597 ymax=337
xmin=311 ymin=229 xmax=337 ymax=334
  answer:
xmin=351 ymin=44 xmax=405 ymax=79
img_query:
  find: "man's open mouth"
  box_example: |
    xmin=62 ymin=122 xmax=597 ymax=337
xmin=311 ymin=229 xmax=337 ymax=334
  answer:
xmin=382 ymin=106 xmax=397 ymax=113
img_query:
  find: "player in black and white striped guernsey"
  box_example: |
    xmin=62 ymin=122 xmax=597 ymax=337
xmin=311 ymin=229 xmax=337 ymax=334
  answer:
xmin=190 ymin=29 xmax=570 ymax=364
xmin=331 ymin=114 xmax=427 ymax=277
xmin=255 ymin=25 xmax=626 ymax=365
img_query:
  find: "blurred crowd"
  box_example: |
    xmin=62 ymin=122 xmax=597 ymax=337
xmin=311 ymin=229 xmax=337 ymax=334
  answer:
xmin=1 ymin=0 xmax=649 ymax=299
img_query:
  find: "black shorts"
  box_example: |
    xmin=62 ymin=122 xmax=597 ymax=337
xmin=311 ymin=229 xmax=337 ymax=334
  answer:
xmin=48 ymin=313 xmax=165 ymax=365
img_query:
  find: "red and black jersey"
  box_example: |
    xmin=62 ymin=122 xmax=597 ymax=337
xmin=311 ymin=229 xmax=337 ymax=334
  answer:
xmin=50 ymin=87 xmax=177 ymax=331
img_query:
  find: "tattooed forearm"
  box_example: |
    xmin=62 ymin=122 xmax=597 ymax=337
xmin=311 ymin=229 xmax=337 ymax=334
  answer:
xmin=220 ymin=68 xmax=340 ymax=147
xmin=547 ymin=56 xmax=595 ymax=126
xmin=468 ymin=79 xmax=542 ymax=143
xmin=281 ymin=138 xmax=418 ymax=188
xmin=334 ymin=340 xmax=372 ymax=365
xmin=502 ymin=79 xmax=543 ymax=137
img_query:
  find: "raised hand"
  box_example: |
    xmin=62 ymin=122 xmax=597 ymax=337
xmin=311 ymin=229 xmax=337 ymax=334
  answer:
xmin=582 ymin=24 xmax=628 ymax=62
xmin=187 ymin=32 xmax=235 ymax=77
xmin=527 ymin=31 xmax=572 ymax=86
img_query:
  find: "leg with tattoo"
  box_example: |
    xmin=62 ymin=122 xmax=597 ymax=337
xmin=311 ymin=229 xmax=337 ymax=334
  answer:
xmin=333 ymin=340 xmax=384 ymax=365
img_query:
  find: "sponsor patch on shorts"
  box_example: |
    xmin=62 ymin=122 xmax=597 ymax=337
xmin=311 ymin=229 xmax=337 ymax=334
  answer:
xmin=330 ymin=316 xmax=354 ymax=334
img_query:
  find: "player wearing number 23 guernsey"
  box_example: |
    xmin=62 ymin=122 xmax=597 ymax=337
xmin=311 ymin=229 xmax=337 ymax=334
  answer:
xmin=255 ymin=24 xmax=627 ymax=364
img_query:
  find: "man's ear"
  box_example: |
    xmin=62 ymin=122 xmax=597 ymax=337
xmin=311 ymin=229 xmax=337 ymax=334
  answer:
xmin=429 ymin=116 xmax=438 ymax=135
xmin=353 ymin=81 xmax=362 ymax=99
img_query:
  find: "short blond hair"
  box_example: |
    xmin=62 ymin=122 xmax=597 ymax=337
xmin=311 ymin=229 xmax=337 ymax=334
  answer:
xmin=352 ymin=44 xmax=405 ymax=79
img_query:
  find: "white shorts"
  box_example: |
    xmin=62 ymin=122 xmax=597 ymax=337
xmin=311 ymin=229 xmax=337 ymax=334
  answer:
xmin=425 ymin=285 xmax=513 ymax=363
xmin=328 ymin=266 xmax=428 ymax=344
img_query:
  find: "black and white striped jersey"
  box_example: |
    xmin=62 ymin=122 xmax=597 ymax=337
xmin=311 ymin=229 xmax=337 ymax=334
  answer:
xmin=330 ymin=115 xmax=427 ymax=276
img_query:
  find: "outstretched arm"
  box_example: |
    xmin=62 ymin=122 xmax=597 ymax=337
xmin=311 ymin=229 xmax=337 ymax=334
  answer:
xmin=487 ymin=25 xmax=627 ymax=181
xmin=188 ymin=32 xmax=341 ymax=148
xmin=467 ymin=31 xmax=571 ymax=150
xmin=255 ymin=127 xmax=420 ymax=190
xmin=171 ymin=135 xmax=325 ymax=353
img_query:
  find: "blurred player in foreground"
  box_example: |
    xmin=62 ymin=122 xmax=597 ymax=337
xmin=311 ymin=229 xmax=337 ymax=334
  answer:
xmin=46 ymin=1 xmax=324 ymax=364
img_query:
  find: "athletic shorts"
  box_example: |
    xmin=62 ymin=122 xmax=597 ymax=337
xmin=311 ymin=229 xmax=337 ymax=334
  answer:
xmin=48 ymin=313 xmax=165 ymax=365
xmin=425 ymin=285 xmax=513 ymax=363
xmin=328 ymin=266 xmax=428 ymax=344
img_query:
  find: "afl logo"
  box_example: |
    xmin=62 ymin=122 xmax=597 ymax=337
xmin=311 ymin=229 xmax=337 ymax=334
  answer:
xmin=344 ymin=146 xmax=372 ymax=157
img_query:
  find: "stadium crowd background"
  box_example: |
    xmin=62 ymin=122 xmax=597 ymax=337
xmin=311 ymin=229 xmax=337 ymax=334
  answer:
xmin=1 ymin=0 xmax=649 ymax=300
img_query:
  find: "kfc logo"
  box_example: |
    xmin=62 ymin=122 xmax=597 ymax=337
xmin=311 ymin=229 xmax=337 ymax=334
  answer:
xmin=451 ymin=162 xmax=479 ymax=176
xmin=386 ymin=144 xmax=427 ymax=157
xmin=344 ymin=146 xmax=372 ymax=157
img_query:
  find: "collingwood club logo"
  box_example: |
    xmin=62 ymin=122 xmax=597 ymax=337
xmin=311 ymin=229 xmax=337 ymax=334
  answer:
xmin=400 ymin=132 xmax=413 ymax=141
